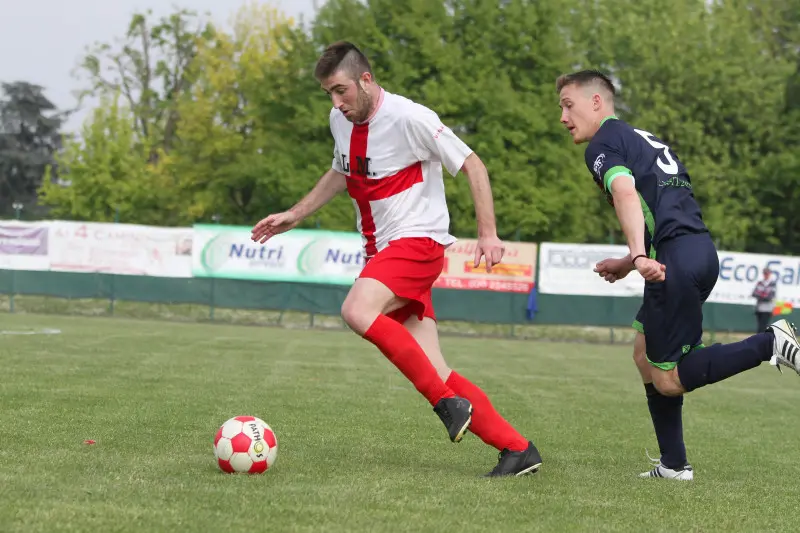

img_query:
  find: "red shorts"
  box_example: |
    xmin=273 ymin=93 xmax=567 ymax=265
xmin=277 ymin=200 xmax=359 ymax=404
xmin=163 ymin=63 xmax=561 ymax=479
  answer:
xmin=358 ymin=237 xmax=445 ymax=324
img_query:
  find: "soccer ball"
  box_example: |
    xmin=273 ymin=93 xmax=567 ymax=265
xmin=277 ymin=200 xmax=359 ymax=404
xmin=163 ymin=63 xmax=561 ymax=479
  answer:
xmin=213 ymin=416 xmax=278 ymax=474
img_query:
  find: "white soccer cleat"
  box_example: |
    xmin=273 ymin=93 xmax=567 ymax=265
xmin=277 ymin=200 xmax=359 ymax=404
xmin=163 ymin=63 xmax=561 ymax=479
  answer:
xmin=639 ymin=451 xmax=694 ymax=480
xmin=767 ymin=319 xmax=800 ymax=375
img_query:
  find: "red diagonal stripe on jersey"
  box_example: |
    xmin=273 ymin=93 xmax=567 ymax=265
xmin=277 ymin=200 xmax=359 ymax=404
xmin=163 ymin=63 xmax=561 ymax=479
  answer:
xmin=346 ymin=123 xmax=423 ymax=256
xmin=347 ymin=124 xmax=373 ymax=254
xmin=349 ymin=162 xmax=424 ymax=202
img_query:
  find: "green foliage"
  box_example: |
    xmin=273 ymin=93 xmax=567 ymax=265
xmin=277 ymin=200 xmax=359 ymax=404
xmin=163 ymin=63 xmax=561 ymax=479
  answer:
xmin=569 ymin=0 xmax=799 ymax=250
xmin=0 ymin=82 xmax=65 ymax=218
xmin=75 ymin=8 xmax=215 ymax=158
xmin=168 ymin=3 xmax=299 ymax=225
xmin=35 ymin=0 xmax=800 ymax=254
xmin=39 ymin=94 xmax=177 ymax=225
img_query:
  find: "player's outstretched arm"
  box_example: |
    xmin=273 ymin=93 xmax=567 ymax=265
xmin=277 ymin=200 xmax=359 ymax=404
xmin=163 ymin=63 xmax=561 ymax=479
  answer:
xmin=461 ymin=152 xmax=504 ymax=272
xmin=288 ymin=168 xmax=347 ymax=220
xmin=251 ymin=169 xmax=347 ymax=244
xmin=609 ymin=177 xmax=665 ymax=282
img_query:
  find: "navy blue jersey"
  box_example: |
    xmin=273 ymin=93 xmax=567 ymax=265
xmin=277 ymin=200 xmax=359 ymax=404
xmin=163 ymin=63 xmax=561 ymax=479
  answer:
xmin=584 ymin=116 xmax=708 ymax=257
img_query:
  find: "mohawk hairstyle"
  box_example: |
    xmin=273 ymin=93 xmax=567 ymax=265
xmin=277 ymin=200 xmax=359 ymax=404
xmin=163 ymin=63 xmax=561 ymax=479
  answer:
xmin=314 ymin=41 xmax=373 ymax=81
xmin=556 ymin=69 xmax=616 ymax=100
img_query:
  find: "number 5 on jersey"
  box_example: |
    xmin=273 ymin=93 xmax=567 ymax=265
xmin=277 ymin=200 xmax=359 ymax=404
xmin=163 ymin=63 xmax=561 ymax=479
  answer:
xmin=633 ymin=128 xmax=678 ymax=175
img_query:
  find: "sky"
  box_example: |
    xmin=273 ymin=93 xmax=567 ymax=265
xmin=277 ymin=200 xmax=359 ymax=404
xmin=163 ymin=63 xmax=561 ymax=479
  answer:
xmin=0 ymin=0 xmax=325 ymax=133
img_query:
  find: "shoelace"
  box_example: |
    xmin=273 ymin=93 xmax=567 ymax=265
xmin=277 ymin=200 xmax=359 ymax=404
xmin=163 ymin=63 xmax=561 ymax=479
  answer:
xmin=490 ymin=448 xmax=511 ymax=467
xmin=644 ymin=448 xmax=660 ymax=465
xmin=644 ymin=449 xmax=691 ymax=476
xmin=643 ymin=448 xmax=663 ymax=475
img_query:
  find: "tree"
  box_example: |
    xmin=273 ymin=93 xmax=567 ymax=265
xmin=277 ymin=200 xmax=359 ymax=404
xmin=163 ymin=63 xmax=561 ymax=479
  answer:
xmin=567 ymin=0 xmax=796 ymax=251
xmin=0 ymin=81 xmax=66 ymax=219
xmin=745 ymin=0 xmax=800 ymax=253
xmin=168 ymin=3 xmax=304 ymax=224
xmin=75 ymin=8 xmax=215 ymax=160
xmin=38 ymin=93 xmax=177 ymax=225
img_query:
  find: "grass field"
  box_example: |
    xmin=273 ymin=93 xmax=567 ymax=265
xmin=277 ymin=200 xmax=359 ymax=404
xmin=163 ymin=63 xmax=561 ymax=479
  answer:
xmin=1 ymin=312 xmax=797 ymax=532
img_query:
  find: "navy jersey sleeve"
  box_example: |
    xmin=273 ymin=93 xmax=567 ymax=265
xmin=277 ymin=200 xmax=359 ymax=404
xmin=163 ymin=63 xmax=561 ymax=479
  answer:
xmin=584 ymin=131 xmax=634 ymax=192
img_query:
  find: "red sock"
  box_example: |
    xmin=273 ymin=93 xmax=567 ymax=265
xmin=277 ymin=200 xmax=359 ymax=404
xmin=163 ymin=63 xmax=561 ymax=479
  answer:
xmin=446 ymin=371 xmax=529 ymax=452
xmin=363 ymin=314 xmax=455 ymax=406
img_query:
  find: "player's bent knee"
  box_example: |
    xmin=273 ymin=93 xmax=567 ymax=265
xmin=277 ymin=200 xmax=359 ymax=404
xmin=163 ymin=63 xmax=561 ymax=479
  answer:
xmin=340 ymin=296 xmax=379 ymax=335
xmin=342 ymin=278 xmax=404 ymax=333
xmin=651 ymin=368 xmax=685 ymax=397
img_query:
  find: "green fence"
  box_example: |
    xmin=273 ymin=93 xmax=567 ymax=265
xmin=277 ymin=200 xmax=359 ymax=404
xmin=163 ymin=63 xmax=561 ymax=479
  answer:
xmin=0 ymin=269 xmax=776 ymax=336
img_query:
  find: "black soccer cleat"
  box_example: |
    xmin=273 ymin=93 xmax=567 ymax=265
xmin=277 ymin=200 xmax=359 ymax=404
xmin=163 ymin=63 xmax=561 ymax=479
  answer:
xmin=484 ymin=441 xmax=542 ymax=477
xmin=433 ymin=396 xmax=473 ymax=443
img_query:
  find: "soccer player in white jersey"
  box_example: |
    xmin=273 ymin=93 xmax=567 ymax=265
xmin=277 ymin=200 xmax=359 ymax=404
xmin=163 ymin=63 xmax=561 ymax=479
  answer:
xmin=251 ymin=41 xmax=542 ymax=477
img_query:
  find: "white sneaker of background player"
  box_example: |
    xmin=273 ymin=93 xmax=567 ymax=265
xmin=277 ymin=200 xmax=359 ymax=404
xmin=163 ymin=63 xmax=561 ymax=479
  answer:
xmin=639 ymin=450 xmax=694 ymax=480
xmin=767 ymin=319 xmax=800 ymax=375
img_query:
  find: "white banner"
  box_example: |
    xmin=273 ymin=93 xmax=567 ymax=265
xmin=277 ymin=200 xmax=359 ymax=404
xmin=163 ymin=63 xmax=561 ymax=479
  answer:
xmin=0 ymin=221 xmax=51 ymax=271
xmin=539 ymin=242 xmax=800 ymax=307
xmin=48 ymin=221 xmax=193 ymax=278
xmin=192 ymin=225 xmax=366 ymax=284
xmin=711 ymin=251 xmax=800 ymax=307
xmin=537 ymin=242 xmax=646 ymax=297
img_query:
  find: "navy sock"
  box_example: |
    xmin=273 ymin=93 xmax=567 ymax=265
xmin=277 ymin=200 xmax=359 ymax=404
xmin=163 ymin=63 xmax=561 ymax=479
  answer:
xmin=677 ymin=332 xmax=774 ymax=392
xmin=645 ymin=383 xmax=686 ymax=470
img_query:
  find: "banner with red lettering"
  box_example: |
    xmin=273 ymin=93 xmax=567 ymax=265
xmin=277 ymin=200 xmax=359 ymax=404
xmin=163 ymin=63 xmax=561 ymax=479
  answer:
xmin=48 ymin=221 xmax=193 ymax=278
xmin=433 ymin=239 xmax=537 ymax=293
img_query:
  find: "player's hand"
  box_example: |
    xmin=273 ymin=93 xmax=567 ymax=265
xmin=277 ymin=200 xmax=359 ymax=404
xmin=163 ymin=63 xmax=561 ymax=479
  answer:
xmin=594 ymin=257 xmax=634 ymax=283
xmin=634 ymin=257 xmax=666 ymax=283
xmin=251 ymin=210 xmax=301 ymax=244
xmin=475 ymin=234 xmax=505 ymax=273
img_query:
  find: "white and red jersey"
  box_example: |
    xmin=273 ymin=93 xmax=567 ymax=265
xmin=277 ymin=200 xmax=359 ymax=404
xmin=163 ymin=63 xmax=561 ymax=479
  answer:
xmin=330 ymin=89 xmax=473 ymax=257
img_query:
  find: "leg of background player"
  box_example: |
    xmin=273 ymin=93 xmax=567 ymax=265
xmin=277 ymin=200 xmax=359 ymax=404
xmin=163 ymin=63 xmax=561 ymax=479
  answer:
xmin=756 ymin=312 xmax=771 ymax=334
xmin=633 ymin=331 xmax=688 ymax=473
xmin=650 ymin=331 xmax=781 ymax=396
xmin=632 ymin=332 xmax=651 ymax=382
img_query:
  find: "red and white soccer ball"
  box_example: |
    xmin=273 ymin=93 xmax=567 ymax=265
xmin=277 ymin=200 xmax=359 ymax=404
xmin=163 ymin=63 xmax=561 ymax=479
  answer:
xmin=213 ymin=416 xmax=278 ymax=474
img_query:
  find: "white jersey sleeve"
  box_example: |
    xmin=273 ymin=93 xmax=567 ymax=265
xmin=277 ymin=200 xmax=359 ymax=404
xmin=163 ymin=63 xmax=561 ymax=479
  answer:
xmin=403 ymin=106 xmax=473 ymax=177
xmin=330 ymin=109 xmax=346 ymax=173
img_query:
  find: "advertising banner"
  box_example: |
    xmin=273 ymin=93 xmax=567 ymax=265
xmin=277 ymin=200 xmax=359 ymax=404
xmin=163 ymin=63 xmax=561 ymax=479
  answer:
xmin=192 ymin=225 xmax=366 ymax=284
xmin=538 ymin=242 xmax=800 ymax=307
xmin=433 ymin=239 xmax=537 ymax=293
xmin=49 ymin=221 xmax=193 ymax=278
xmin=193 ymin=226 xmax=536 ymax=292
xmin=537 ymin=242 xmax=645 ymax=297
xmin=0 ymin=222 xmax=50 ymax=271
xmin=710 ymin=250 xmax=800 ymax=307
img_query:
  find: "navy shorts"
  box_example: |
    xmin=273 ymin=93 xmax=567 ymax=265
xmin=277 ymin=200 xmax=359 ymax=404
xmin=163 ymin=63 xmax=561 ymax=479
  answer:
xmin=632 ymin=232 xmax=719 ymax=370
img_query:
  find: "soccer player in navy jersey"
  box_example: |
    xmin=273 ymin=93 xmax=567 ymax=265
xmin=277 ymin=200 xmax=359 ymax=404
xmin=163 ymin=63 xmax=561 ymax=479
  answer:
xmin=557 ymin=69 xmax=800 ymax=480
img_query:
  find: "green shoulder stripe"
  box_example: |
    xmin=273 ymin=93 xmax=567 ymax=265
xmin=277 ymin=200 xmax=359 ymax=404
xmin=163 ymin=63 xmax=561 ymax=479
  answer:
xmin=603 ymin=165 xmax=633 ymax=192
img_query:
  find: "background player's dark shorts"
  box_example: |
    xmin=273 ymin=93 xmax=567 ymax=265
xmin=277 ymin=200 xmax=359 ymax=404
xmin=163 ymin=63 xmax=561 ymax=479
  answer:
xmin=633 ymin=232 xmax=719 ymax=370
